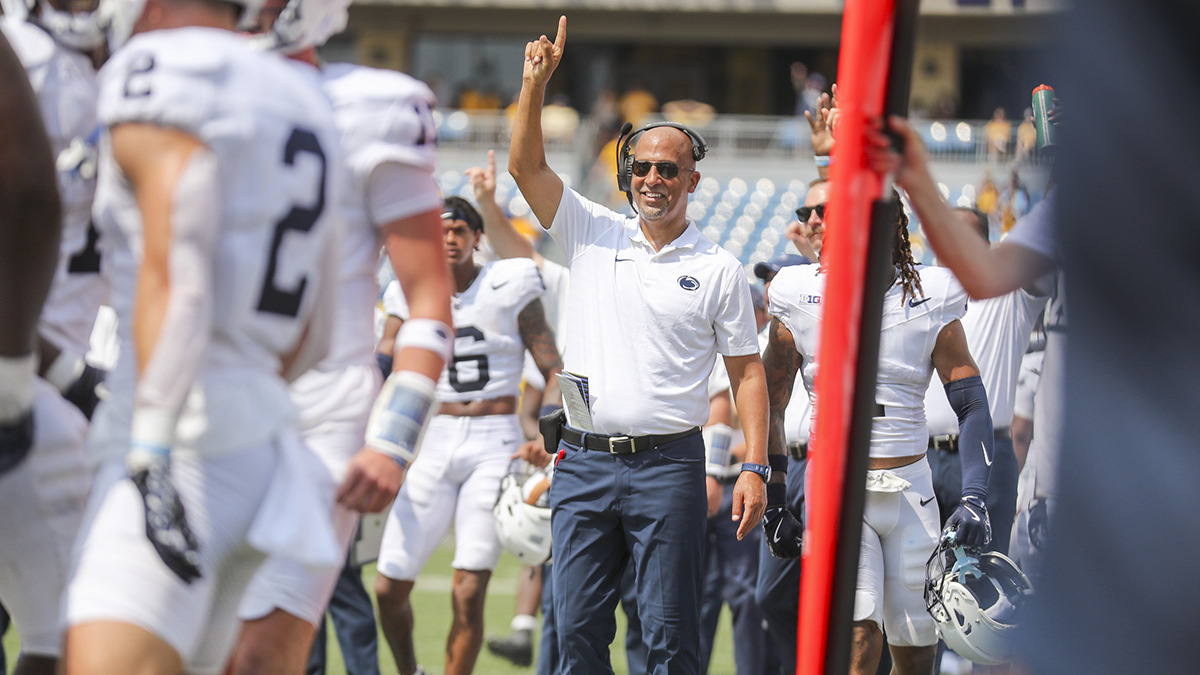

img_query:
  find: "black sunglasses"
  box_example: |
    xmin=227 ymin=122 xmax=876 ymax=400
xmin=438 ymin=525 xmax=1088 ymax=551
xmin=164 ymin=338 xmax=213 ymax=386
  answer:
xmin=632 ymin=160 xmax=692 ymax=179
xmin=795 ymin=203 xmax=827 ymax=222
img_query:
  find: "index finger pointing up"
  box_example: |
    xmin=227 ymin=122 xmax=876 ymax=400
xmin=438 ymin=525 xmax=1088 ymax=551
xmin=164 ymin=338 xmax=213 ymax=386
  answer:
xmin=554 ymin=15 xmax=566 ymax=52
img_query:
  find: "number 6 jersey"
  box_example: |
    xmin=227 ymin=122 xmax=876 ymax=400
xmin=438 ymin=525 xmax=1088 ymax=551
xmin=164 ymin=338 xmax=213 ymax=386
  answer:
xmin=90 ymin=28 xmax=341 ymax=459
xmin=383 ymin=259 xmax=546 ymax=403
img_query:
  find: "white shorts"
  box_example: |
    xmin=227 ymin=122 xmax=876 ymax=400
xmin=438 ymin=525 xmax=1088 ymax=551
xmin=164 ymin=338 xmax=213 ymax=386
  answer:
xmin=376 ymin=414 xmax=519 ymax=580
xmin=66 ymin=444 xmax=279 ymax=675
xmin=0 ymin=382 xmax=90 ymax=656
xmin=237 ymin=364 xmax=380 ymax=626
xmin=854 ymin=458 xmax=941 ymax=648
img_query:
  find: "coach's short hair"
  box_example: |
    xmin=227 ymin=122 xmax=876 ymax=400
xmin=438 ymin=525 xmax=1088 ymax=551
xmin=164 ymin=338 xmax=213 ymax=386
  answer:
xmin=442 ymin=196 xmax=483 ymax=233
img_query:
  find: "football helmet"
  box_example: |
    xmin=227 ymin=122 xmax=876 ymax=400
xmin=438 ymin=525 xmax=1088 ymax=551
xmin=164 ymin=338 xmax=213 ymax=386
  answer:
xmin=99 ymin=0 xmax=267 ymax=49
xmin=259 ymin=0 xmax=351 ymax=54
xmin=493 ymin=466 xmax=552 ymax=566
xmin=924 ymin=536 xmax=1034 ymax=665
xmin=1 ymin=0 xmax=105 ymax=51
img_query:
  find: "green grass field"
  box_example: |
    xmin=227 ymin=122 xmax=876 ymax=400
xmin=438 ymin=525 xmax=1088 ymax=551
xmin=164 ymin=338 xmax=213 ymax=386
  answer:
xmin=3 ymin=536 xmax=737 ymax=675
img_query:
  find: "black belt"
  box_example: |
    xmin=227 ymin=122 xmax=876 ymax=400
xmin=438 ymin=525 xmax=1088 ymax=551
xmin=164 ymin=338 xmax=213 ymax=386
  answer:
xmin=561 ymin=426 xmax=701 ymax=455
xmin=929 ymin=427 xmax=1011 ymax=453
xmin=787 ymin=441 xmax=808 ymax=461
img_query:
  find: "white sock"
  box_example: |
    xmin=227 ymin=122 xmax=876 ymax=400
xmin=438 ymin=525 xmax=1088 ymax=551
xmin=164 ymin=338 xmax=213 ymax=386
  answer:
xmin=511 ymin=614 xmax=537 ymax=633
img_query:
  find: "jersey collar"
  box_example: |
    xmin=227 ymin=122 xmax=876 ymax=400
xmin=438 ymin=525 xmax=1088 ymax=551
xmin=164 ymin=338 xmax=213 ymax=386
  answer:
xmin=627 ymin=218 xmax=701 ymax=257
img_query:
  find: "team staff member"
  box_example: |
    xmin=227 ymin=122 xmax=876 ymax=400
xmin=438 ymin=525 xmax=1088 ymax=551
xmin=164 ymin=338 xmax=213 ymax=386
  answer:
xmin=922 ymin=208 xmax=1049 ymax=554
xmin=510 ymin=17 xmax=771 ymax=675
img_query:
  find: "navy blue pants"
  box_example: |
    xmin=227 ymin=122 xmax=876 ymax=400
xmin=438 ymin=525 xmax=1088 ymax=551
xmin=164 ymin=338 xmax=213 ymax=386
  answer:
xmin=755 ymin=457 xmax=806 ymax=673
xmin=537 ymin=562 xmax=558 ymax=675
xmin=550 ymin=432 xmax=707 ymax=675
xmin=307 ymin=558 xmax=380 ymax=675
xmin=539 ymin=560 xmax=643 ymax=675
xmin=927 ymin=435 xmax=1019 ymax=554
xmin=699 ymin=479 xmax=780 ymax=675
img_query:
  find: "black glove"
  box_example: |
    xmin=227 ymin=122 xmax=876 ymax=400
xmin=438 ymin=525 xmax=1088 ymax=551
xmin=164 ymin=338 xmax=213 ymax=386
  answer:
xmin=1028 ymin=498 xmax=1049 ymax=551
xmin=130 ymin=456 xmax=202 ymax=583
xmin=763 ymin=505 xmax=803 ymax=559
xmin=0 ymin=410 xmax=34 ymax=475
xmin=944 ymin=494 xmax=991 ymax=550
xmin=62 ymin=364 xmax=107 ymax=420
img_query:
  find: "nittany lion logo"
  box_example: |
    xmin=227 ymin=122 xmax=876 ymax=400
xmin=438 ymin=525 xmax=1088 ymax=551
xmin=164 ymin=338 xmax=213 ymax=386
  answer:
xmin=678 ymin=275 xmax=701 ymax=291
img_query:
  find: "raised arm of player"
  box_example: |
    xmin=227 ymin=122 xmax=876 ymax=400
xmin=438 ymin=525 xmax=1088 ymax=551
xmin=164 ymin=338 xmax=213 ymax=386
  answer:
xmin=468 ymin=149 xmax=537 ymax=261
xmin=0 ymin=32 xmax=61 ymax=457
xmin=513 ymin=298 xmax=562 ymax=469
xmin=724 ymin=352 xmax=769 ymax=540
xmin=932 ymin=318 xmax=994 ymax=550
xmin=867 ymin=117 xmax=1054 ymax=299
xmin=508 ymin=16 xmax=566 ymax=229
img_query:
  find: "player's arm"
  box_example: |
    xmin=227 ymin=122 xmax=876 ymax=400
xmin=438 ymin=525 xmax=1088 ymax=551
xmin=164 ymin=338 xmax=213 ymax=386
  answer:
xmin=519 ymin=377 xmax=544 ymax=441
xmin=724 ymin=352 xmax=768 ymax=540
xmin=468 ymin=149 xmax=537 ymax=261
xmin=514 ymin=298 xmax=562 ymax=469
xmin=932 ymin=318 xmax=994 ymax=549
xmin=375 ymin=313 xmax=403 ymax=376
xmin=867 ymin=117 xmax=1054 ymax=299
xmin=338 ymin=207 xmax=454 ymax=515
xmin=758 ymin=317 xmax=805 ymax=558
xmin=0 ymin=32 xmax=60 ymax=461
xmin=114 ymin=121 xmax=218 ymax=582
xmin=508 ymin=16 xmax=566 ymax=230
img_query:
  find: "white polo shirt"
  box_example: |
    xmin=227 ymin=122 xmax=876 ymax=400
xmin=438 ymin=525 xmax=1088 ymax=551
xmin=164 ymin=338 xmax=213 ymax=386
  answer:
xmin=548 ymin=188 xmax=759 ymax=436
xmin=923 ymin=285 xmax=1048 ymax=435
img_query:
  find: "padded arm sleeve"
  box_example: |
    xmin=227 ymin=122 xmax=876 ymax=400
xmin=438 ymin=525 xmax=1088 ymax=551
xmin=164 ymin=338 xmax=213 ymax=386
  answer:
xmin=131 ymin=148 xmax=220 ymax=450
xmin=944 ymin=374 xmax=993 ymax=500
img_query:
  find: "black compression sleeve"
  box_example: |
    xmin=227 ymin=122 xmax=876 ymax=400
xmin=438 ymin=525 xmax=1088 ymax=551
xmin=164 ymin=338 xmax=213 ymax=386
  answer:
xmin=944 ymin=375 xmax=993 ymax=500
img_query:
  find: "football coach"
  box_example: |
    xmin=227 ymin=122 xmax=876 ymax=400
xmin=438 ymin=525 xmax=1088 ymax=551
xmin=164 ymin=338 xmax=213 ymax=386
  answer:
xmin=510 ymin=16 xmax=780 ymax=675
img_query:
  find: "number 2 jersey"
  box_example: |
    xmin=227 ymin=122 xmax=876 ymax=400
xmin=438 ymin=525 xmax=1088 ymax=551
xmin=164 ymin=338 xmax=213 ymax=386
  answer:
xmin=768 ymin=263 xmax=967 ymax=458
xmin=90 ymin=28 xmax=341 ymax=458
xmin=383 ymin=259 xmax=546 ymax=403
xmin=1 ymin=17 xmax=105 ymax=356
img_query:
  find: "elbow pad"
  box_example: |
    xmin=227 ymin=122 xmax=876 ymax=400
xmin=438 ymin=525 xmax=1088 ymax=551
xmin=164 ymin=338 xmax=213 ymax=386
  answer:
xmin=944 ymin=375 xmax=993 ymax=500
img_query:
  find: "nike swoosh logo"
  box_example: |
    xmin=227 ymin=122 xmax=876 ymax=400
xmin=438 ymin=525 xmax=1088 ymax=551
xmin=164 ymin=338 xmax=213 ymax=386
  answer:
xmin=982 ymin=440 xmax=992 ymax=467
xmin=919 ymin=496 xmax=936 ymax=507
xmin=615 ymin=257 xmax=634 ymax=263
xmin=908 ymin=297 xmax=932 ymax=307
xmin=491 ymin=280 xmax=510 ymax=290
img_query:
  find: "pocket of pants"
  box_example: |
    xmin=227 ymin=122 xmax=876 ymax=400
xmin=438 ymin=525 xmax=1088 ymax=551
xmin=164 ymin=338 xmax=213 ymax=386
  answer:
xmin=657 ymin=436 xmax=703 ymax=463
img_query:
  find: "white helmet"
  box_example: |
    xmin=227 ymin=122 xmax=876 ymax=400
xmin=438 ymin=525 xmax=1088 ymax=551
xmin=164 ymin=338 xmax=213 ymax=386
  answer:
xmin=1 ymin=0 xmax=105 ymax=51
xmin=493 ymin=469 xmax=552 ymax=566
xmin=261 ymin=0 xmax=350 ymax=54
xmin=924 ymin=538 xmax=1034 ymax=665
xmin=99 ymin=0 xmax=266 ymax=50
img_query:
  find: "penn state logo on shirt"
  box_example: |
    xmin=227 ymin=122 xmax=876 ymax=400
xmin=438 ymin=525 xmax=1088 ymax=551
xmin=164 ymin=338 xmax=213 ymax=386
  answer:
xmin=678 ymin=275 xmax=701 ymax=292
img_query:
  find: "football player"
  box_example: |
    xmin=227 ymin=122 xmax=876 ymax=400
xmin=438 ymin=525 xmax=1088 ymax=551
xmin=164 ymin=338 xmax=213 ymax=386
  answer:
xmin=0 ymin=3 xmax=106 ymax=673
xmin=62 ymin=0 xmax=344 ymax=672
xmin=763 ymin=190 xmax=995 ymax=675
xmin=374 ymin=196 xmax=562 ymax=675
xmin=226 ymin=0 xmax=456 ymax=673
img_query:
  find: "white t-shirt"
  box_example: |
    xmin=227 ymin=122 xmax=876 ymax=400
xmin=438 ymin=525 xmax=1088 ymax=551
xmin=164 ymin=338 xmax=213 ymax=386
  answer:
xmin=1003 ymin=194 xmax=1063 ymax=498
xmin=3 ymin=18 xmax=107 ymax=356
xmin=90 ymin=29 xmax=340 ymax=458
xmin=548 ymin=188 xmax=759 ymax=435
xmin=1013 ymin=349 xmax=1043 ymax=422
xmin=923 ymin=285 xmax=1048 ymax=434
xmin=312 ymin=63 xmax=441 ymax=371
xmin=757 ymin=324 xmax=811 ymax=444
xmin=769 ymin=264 xmax=967 ymax=459
xmin=383 ymin=259 xmax=546 ymax=403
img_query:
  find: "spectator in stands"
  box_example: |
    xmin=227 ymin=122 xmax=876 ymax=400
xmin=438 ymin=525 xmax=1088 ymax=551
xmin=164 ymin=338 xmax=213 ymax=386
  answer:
xmin=618 ymin=79 xmax=658 ymax=125
xmin=542 ymin=93 xmax=580 ymax=142
xmin=791 ymin=62 xmax=810 ymax=116
xmin=662 ymin=99 xmax=716 ymax=128
xmin=591 ymin=88 xmax=620 ymax=132
xmin=976 ymin=169 xmax=1000 ymax=231
xmin=999 ymin=170 xmax=1031 ymax=233
xmin=986 ymin=107 xmax=1012 ymax=163
xmin=1016 ymin=108 xmax=1038 ymax=164
xmin=803 ymin=73 xmax=827 ymax=120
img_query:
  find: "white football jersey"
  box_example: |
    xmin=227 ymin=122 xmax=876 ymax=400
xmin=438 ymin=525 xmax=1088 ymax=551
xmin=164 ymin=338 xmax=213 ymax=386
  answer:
xmin=769 ymin=264 xmax=967 ymax=458
xmin=313 ymin=63 xmax=440 ymax=371
xmin=384 ymin=259 xmax=546 ymax=403
xmin=1 ymin=18 xmax=106 ymax=356
xmin=90 ymin=28 xmax=341 ymax=457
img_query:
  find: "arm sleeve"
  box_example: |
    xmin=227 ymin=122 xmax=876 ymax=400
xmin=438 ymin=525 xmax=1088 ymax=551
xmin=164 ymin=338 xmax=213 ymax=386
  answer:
xmin=131 ymin=148 xmax=220 ymax=447
xmin=713 ymin=263 xmax=760 ymax=357
xmin=945 ymin=374 xmax=993 ymax=500
xmin=366 ymin=161 xmax=442 ymax=228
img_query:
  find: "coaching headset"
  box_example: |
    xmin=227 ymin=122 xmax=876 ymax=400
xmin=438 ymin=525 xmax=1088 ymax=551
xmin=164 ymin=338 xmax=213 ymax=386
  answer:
xmin=615 ymin=121 xmax=708 ymax=213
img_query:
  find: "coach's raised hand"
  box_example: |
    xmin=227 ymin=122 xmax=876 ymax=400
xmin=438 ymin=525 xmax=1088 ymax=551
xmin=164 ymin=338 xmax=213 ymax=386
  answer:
xmin=523 ymin=15 xmax=565 ymax=87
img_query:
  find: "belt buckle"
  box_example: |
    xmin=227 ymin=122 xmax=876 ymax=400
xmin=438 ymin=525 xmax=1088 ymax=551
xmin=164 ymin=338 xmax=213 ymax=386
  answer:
xmin=606 ymin=435 xmax=634 ymax=454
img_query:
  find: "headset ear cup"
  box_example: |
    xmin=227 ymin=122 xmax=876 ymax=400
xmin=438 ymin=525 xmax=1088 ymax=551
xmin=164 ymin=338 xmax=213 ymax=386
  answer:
xmin=617 ymin=142 xmax=633 ymax=194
